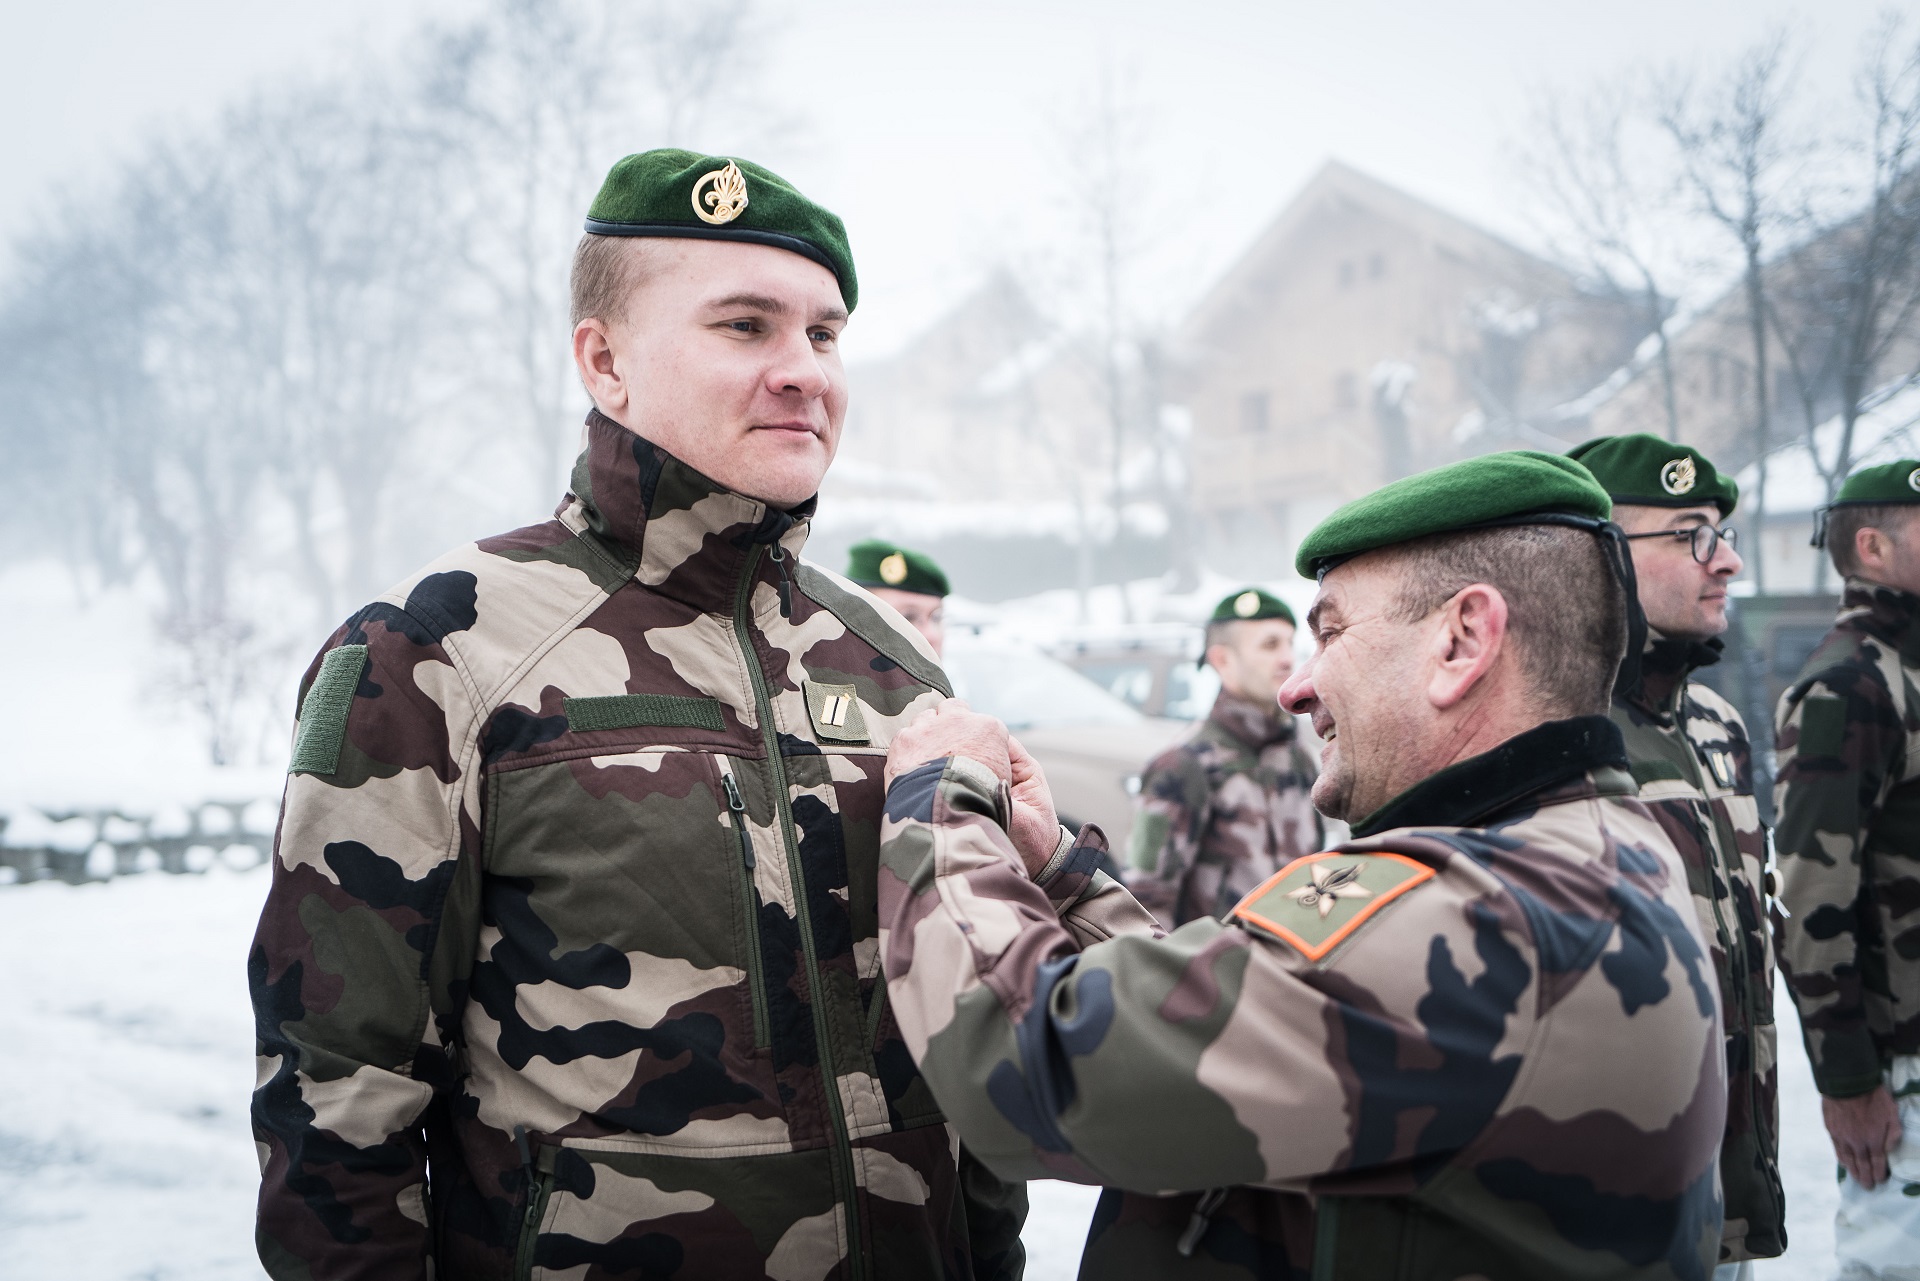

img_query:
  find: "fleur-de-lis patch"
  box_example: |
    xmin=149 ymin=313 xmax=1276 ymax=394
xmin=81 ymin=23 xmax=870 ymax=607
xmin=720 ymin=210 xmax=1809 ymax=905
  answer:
xmin=1284 ymin=862 xmax=1373 ymax=918
xmin=692 ymin=159 xmax=750 ymax=225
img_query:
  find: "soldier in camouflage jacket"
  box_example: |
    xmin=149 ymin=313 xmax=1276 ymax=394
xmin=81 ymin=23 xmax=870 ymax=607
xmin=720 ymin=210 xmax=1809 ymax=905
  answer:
xmin=1571 ymin=433 xmax=1784 ymax=1268
xmin=1128 ymin=589 xmax=1323 ymax=928
xmin=879 ymin=453 xmax=1728 ymax=1280
xmin=249 ymin=151 xmax=1025 ymax=1281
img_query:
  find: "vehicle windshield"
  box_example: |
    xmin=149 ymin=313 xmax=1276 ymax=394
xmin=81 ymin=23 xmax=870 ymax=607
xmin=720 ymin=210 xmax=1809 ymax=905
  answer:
xmin=942 ymin=632 xmax=1144 ymax=730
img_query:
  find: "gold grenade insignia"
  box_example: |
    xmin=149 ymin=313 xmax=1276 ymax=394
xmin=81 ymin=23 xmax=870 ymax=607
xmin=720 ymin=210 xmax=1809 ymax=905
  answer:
xmin=878 ymin=552 xmax=909 ymax=585
xmin=1233 ymin=590 xmax=1262 ymax=618
xmin=1660 ymin=456 xmax=1698 ymax=496
xmin=692 ymin=160 xmax=749 ymax=225
xmin=1907 ymin=467 xmax=1920 ymax=493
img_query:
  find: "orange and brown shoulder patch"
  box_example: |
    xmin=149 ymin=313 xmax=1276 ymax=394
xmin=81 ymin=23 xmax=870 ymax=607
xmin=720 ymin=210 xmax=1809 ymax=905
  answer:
xmin=1232 ymin=851 xmax=1436 ymax=962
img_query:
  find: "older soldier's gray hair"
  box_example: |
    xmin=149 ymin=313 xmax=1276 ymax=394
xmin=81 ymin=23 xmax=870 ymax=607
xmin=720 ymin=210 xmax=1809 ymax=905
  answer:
xmin=1826 ymin=503 xmax=1920 ymax=578
xmin=1381 ymin=524 xmax=1627 ymax=716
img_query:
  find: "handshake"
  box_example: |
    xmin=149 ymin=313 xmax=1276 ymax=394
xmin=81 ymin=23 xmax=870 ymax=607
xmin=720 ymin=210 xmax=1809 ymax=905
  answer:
xmin=883 ymin=698 xmax=1066 ymax=877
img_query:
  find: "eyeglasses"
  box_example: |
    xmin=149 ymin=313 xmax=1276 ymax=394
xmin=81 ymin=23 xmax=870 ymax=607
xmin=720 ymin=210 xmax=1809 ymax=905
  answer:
xmin=1623 ymin=524 xmax=1739 ymax=564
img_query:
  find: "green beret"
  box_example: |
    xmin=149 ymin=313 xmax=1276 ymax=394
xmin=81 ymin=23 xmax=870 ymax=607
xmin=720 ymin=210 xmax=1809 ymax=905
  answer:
xmin=1208 ymin=588 xmax=1295 ymax=626
xmin=585 ymin=149 xmax=857 ymax=310
xmin=1566 ymin=434 xmax=1738 ymax=516
xmin=1834 ymin=460 xmax=1920 ymax=505
xmin=846 ymin=539 xmax=948 ymax=597
xmin=1295 ymin=450 xmax=1612 ymax=579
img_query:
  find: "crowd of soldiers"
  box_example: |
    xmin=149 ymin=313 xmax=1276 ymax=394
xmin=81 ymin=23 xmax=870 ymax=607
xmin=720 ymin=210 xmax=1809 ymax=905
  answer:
xmin=244 ymin=148 xmax=1919 ymax=1280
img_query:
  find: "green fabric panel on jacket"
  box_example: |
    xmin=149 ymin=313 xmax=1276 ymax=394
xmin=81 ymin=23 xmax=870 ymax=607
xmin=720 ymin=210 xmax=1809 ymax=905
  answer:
xmin=1799 ymin=695 xmax=1847 ymax=758
xmin=563 ymin=693 xmax=725 ymax=733
xmin=1626 ymin=758 xmax=1688 ymax=786
xmin=1127 ymin=811 xmax=1170 ymax=870
xmin=289 ymin=645 xmax=368 ymax=776
xmin=803 ymin=680 xmax=870 ymax=743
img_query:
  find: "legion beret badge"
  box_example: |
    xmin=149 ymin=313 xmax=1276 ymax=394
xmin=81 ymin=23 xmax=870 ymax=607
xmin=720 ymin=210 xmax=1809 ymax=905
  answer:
xmin=878 ymin=552 xmax=909 ymax=585
xmin=1660 ymin=456 xmax=1698 ymax=496
xmin=1908 ymin=467 xmax=1920 ymax=493
xmin=1233 ymin=590 xmax=1262 ymax=618
xmin=692 ymin=159 xmax=750 ymax=225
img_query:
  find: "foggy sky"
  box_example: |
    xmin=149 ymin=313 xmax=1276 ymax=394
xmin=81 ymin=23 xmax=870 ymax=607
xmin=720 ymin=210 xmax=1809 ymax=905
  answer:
xmin=1 ymin=0 xmax=1892 ymax=360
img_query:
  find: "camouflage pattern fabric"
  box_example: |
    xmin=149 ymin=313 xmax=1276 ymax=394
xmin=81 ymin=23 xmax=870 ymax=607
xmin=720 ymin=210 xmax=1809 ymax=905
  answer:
xmin=249 ymin=410 xmax=1026 ymax=1281
xmin=1124 ymin=691 xmax=1323 ymax=928
xmin=880 ymin=715 xmax=1728 ymax=1280
xmin=1775 ymin=579 xmax=1920 ymax=1099
xmin=1611 ymin=637 xmax=1784 ymax=1262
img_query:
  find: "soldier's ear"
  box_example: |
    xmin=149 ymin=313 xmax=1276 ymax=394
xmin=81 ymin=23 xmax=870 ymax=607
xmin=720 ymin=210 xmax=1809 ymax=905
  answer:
xmin=1427 ymin=583 xmax=1509 ymax=711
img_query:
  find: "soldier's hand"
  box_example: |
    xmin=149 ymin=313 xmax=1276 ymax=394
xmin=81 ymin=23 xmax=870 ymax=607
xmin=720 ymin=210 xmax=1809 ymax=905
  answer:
xmin=1823 ymin=1085 xmax=1903 ymax=1188
xmin=886 ymin=699 xmax=1012 ymax=788
xmin=1007 ymin=735 xmax=1060 ymax=878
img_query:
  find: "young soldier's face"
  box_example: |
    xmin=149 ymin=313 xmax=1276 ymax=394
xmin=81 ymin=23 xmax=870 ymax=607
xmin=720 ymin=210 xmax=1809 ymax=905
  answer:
xmin=1209 ymin=619 xmax=1296 ymax=705
xmin=576 ymin=239 xmax=849 ymax=507
xmin=868 ymin=588 xmax=945 ymax=658
xmin=1279 ymin=558 xmax=1425 ymax=822
xmin=1615 ymin=503 xmax=1742 ymax=640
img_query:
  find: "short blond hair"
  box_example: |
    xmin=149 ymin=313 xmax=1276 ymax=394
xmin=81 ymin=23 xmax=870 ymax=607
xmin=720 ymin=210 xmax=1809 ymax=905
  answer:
xmin=568 ymin=234 xmax=657 ymax=328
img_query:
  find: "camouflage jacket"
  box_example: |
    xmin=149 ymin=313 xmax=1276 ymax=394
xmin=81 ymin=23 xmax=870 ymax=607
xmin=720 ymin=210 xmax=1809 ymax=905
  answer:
xmin=249 ymin=411 xmax=1026 ymax=1281
xmin=1610 ymin=636 xmax=1782 ymax=1261
xmin=1775 ymin=578 xmax=1920 ymax=1097
xmin=880 ymin=715 xmax=1727 ymax=1281
xmin=1124 ymin=690 xmax=1323 ymax=928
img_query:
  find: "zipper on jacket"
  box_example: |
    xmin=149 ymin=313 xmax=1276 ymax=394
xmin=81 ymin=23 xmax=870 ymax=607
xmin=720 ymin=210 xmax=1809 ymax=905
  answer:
xmin=1680 ymin=734 xmax=1757 ymax=1103
xmin=513 ymin=1125 xmax=553 ymax=1281
xmin=732 ymin=543 xmax=865 ymax=1278
xmin=722 ymin=768 xmax=773 ymax=1050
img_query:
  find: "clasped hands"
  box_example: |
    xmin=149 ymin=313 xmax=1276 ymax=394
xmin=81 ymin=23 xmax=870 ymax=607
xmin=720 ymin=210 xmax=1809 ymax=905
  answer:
xmin=884 ymin=698 xmax=1063 ymax=878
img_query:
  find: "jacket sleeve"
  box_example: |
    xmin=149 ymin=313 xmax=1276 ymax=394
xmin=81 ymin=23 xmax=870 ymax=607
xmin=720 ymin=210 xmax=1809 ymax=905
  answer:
xmin=1123 ymin=748 xmax=1206 ymax=926
xmin=876 ymin=756 xmax=1537 ymax=1194
xmin=249 ymin=606 xmax=481 ymax=1278
xmin=1774 ymin=670 xmax=1903 ymax=1096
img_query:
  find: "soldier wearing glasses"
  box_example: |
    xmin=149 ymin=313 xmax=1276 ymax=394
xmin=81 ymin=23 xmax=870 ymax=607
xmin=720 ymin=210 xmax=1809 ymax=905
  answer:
xmin=1569 ymin=435 xmax=1784 ymax=1278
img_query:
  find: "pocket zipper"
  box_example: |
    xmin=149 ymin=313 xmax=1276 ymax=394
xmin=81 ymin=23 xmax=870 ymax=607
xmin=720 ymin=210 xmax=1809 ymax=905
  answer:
xmin=723 ymin=770 xmax=773 ymax=1049
xmin=513 ymin=1125 xmax=553 ymax=1281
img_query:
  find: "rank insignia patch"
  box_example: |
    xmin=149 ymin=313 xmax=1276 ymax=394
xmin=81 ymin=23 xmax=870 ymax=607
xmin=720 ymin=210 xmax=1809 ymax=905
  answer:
xmin=804 ymin=680 xmax=870 ymax=743
xmin=1232 ymin=851 xmax=1435 ymax=961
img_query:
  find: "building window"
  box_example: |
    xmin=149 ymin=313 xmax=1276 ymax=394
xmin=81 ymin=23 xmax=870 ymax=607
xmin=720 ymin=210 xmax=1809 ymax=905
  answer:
xmin=1339 ymin=260 xmax=1356 ymax=288
xmin=1335 ymin=373 xmax=1358 ymax=410
xmin=1368 ymin=252 xmax=1385 ymax=279
xmin=1240 ymin=390 xmax=1269 ymax=434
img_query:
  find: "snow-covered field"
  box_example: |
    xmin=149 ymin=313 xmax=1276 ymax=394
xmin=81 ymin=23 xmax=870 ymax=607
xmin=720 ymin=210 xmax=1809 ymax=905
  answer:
xmin=0 ymin=862 xmax=1846 ymax=1280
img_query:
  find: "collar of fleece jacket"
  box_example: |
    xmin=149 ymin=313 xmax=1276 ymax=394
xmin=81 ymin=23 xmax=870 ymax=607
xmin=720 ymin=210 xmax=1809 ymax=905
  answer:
xmin=564 ymin=408 xmax=816 ymax=613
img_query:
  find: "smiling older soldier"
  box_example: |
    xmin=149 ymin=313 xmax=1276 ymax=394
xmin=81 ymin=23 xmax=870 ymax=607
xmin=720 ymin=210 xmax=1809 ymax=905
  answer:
xmin=1568 ymin=435 xmax=1784 ymax=1278
xmin=876 ymin=451 xmax=1728 ymax=1280
xmin=248 ymin=152 xmax=1025 ymax=1280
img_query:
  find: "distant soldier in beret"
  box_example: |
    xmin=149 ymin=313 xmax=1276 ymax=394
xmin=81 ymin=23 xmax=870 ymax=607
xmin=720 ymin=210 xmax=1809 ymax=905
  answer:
xmin=1125 ymin=587 xmax=1323 ymax=928
xmin=876 ymin=451 xmax=1726 ymax=1279
xmin=1568 ymin=435 xmax=1783 ymax=1276
xmin=249 ymin=151 xmax=1027 ymax=1280
xmin=846 ymin=537 xmax=949 ymax=657
xmin=1774 ymin=459 xmax=1920 ymax=1280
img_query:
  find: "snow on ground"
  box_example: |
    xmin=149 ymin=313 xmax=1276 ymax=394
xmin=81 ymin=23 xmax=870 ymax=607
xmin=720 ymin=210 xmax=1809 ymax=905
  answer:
xmin=0 ymin=862 xmax=1853 ymax=1280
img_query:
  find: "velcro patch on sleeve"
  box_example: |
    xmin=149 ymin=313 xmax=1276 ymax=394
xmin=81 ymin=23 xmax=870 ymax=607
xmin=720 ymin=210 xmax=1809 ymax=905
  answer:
xmin=288 ymin=644 xmax=368 ymax=776
xmin=804 ymin=680 xmax=870 ymax=744
xmin=1232 ymin=851 xmax=1436 ymax=962
xmin=1797 ymin=694 xmax=1847 ymax=758
xmin=563 ymin=693 xmax=725 ymax=733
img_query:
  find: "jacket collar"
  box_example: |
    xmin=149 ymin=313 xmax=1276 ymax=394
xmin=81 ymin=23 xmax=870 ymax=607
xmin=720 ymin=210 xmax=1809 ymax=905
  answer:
xmin=1841 ymin=577 xmax=1920 ymax=663
xmin=1348 ymin=714 xmax=1630 ymax=839
xmin=561 ymin=409 xmax=813 ymax=613
xmin=1623 ymin=632 xmax=1723 ymax=723
xmin=1207 ymin=689 xmax=1295 ymax=752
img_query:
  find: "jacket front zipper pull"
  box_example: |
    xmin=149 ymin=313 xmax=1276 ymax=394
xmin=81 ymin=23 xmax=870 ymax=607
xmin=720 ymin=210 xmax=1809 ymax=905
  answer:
xmin=769 ymin=546 xmax=793 ymax=618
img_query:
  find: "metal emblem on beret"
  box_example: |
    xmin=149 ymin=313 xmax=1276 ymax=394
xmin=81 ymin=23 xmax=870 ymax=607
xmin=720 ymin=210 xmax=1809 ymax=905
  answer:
xmin=692 ymin=160 xmax=749 ymax=225
xmin=1233 ymin=590 xmax=1262 ymax=618
xmin=1284 ymin=862 xmax=1372 ymax=919
xmin=1660 ymin=456 xmax=1698 ymax=496
xmin=878 ymin=552 xmax=909 ymax=585
xmin=1908 ymin=467 xmax=1920 ymax=493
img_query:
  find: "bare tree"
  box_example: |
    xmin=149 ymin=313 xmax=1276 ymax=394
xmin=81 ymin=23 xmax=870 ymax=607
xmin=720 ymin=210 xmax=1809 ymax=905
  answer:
xmin=1660 ymin=34 xmax=1802 ymax=591
xmin=1520 ymin=81 xmax=1691 ymax=440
